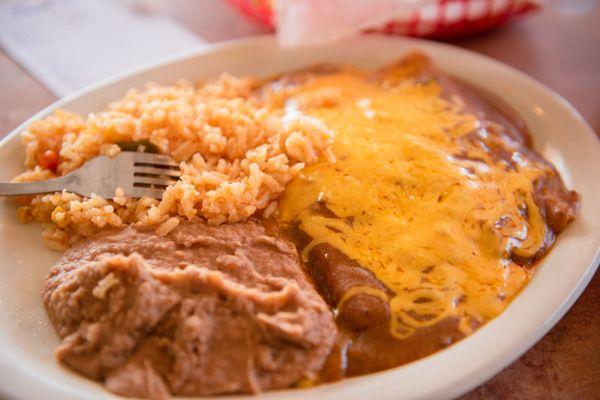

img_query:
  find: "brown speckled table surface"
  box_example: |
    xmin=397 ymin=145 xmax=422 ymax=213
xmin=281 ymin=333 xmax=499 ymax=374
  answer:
xmin=0 ymin=1 xmax=598 ymax=398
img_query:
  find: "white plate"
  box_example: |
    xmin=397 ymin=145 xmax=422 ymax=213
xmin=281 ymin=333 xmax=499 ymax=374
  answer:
xmin=0 ymin=35 xmax=598 ymax=400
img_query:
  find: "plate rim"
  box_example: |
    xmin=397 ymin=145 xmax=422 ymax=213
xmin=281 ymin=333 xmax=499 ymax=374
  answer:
xmin=0 ymin=34 xmax=598 ymax=400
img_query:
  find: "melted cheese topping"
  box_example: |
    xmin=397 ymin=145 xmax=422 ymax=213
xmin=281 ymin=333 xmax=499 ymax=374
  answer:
xmin=277 ymin=69 xmax=551 ymax=339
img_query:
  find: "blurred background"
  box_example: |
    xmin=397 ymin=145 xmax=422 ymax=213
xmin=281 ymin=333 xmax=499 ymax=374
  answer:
xmin=1 ymin=1 xmax=598 ymax=119
xmin=0 ymin=0 xmax=598 ymax=398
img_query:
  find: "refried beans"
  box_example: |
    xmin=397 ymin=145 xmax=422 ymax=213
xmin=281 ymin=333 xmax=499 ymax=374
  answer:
xmin=43 ymin=219 xmax=335 ymax=398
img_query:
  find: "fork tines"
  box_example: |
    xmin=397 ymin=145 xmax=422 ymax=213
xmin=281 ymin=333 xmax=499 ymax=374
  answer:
xmin=131 ymin=153 xmax=181 ymax=190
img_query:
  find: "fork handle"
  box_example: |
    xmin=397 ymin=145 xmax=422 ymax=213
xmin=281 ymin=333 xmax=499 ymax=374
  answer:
xmin=0 ymin=175 xmax=75 ymax=196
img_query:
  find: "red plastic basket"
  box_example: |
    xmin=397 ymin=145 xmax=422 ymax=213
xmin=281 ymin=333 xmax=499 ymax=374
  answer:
xmin=227 ymin=0 xmax=538 ymax=39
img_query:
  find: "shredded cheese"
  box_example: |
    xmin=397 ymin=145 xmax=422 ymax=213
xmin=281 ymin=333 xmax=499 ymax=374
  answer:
xmin=277 ymin=68 xmax=551 ymax=339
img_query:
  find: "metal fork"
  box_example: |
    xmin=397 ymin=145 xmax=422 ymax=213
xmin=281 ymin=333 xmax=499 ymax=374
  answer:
xmin=0 ymin=152 xmax=181 ymax=199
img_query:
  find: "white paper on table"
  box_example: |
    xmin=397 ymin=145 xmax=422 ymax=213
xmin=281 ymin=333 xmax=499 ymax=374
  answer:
xmin=0 ymin=0 xmax=205 ymax=97
xmin=274 ymin=0 xmax=428 ymax=47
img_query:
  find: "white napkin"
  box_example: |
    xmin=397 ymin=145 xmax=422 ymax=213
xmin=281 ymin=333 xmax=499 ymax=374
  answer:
xmin=0 ymin=0 xmax=205 ymax=97
xmin=274 ymin=0 xmax=434 ymax=47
